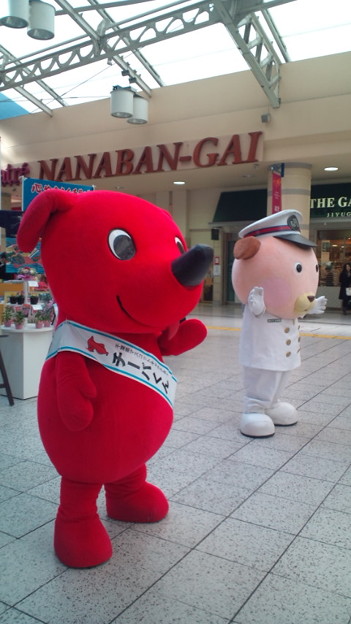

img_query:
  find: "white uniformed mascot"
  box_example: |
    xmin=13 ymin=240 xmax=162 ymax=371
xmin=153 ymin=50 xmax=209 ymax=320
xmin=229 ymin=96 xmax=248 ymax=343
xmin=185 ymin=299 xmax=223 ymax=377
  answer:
xmin=232 ymin=210 xmax=327 ymax=438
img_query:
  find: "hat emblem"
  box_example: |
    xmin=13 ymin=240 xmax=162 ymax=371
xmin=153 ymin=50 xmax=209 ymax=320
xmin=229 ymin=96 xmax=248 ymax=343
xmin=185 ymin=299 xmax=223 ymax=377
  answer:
xmin=287 ymin=215 xmax=300 ymax=232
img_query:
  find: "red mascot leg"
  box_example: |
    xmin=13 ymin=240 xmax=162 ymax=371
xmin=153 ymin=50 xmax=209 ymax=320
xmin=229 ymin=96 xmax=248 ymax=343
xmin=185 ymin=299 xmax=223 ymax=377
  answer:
xmin=105 ymin=465 xmax=169 ymax=523
xmin=54 ymin=478 xmax=112 ymax=568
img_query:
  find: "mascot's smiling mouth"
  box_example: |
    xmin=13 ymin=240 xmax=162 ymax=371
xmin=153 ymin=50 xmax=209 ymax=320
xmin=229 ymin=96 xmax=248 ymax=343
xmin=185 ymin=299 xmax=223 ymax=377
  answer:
xmin=116 ymin=295 xmax=157 ymax=329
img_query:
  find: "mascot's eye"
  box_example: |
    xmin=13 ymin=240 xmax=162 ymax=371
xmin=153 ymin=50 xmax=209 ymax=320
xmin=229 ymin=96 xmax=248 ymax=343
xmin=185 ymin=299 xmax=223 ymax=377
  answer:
xmin=108 ymin=229 xmax=135 ymax=260
xmin=175 ymin=236 xmax=185 ymax=254
xmin=295 ymin=263 xmax=303 ymax=273
xmin=316 ymin=264 xmax=319 ymax=273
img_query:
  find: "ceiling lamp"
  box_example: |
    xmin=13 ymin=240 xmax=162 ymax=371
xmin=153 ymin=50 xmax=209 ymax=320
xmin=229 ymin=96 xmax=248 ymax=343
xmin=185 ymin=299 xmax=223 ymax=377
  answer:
xmin=110 ymin=86 xmax=134 ymax=118
xmin=28 ymin=0 xmax=55 ymax=40
xmin=127 ymin=93 xmax=148 ymax=125
xmin=111 ymin=87 xmax=149 ymax=124
xmin=0 ymin=0 xmax=29 ymax=28
xmin=0 ymin=0 xmax=55 ymax=39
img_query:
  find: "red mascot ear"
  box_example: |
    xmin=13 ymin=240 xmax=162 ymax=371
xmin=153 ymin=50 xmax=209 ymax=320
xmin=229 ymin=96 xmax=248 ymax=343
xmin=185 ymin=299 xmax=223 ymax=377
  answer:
xmin=17 ymin=189 xmax=75 ymax=252
xmin=234 ymin=236 xmax=261 ymax=260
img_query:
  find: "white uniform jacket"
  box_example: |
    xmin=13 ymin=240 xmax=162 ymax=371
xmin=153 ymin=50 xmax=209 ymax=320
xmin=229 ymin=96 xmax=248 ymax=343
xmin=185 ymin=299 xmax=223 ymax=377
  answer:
xmin=239 ymin=305 xmax=301 ymax=371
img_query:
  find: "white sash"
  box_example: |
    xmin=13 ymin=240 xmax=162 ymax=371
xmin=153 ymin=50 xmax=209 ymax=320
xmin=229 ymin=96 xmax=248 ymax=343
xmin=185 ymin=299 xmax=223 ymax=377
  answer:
xmin=47 ymin=320 xmax=177 ymax=407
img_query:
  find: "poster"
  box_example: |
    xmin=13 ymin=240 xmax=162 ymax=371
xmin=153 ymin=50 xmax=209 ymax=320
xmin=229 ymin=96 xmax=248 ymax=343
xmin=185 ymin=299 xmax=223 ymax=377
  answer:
xmin=4 ymin=177 xmax=94 ymax=276
xmin=22 ymin=177 xmax=94 ymax=211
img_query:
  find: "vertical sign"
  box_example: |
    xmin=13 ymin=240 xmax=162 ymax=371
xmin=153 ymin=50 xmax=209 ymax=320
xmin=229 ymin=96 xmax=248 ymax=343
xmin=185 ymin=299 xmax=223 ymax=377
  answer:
xmin=271 ymin=163 xmax=284 ymax=214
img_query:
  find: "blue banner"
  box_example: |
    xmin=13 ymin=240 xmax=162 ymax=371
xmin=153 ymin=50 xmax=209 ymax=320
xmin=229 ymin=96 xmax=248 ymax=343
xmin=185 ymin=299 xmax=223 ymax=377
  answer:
xmin=22 ymin=177 xmax=94 ymax=210
xmin=3 ymin=178 xmax=94 ymax=277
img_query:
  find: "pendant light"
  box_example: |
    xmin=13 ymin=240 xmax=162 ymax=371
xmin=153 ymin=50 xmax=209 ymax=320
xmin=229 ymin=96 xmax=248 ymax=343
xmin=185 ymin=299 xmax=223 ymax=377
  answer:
xmin=27 ymin=0 xmax=55 ymax=40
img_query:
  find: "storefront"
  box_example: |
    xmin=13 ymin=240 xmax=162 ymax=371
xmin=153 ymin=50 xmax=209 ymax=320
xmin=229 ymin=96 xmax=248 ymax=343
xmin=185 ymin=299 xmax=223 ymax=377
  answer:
xmin=211 ymin=182 xmax=351 ymax=307
xmin=310 ymin=183 xmax=351 ymax=308
xmin=211 ymin=188 xmax=267 ymax=303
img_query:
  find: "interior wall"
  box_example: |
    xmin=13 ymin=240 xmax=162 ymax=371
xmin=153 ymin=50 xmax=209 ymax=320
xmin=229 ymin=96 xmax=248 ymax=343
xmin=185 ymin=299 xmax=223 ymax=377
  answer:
xmin=189 ymin=189 xmax=221 ymax=231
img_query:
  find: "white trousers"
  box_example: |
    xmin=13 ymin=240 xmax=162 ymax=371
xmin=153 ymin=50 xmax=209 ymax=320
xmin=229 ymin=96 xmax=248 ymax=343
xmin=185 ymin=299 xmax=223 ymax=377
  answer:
xmin=243 ymin=367 xmax=290 ymax=413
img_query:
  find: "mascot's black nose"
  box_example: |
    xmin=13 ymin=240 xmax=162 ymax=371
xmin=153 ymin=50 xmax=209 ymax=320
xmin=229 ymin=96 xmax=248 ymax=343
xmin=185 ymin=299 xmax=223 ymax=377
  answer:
xmin=172 ymin=244 xmax=214 ymax=287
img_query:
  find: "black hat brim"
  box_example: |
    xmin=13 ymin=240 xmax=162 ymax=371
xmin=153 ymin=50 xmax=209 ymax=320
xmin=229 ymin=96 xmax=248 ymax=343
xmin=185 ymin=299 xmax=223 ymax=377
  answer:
xmin=273 ymin=232 xmax=316 ymax=248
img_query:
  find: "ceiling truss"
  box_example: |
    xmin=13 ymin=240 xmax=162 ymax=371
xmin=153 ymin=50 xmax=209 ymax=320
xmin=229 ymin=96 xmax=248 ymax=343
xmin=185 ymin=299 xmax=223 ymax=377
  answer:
xmin=0 ymin=0 xmax=295 ymax=115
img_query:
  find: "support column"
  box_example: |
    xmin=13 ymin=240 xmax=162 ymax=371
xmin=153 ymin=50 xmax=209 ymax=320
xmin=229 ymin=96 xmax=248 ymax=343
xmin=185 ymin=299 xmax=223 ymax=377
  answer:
xmin=267 ymin=162 xmax=312 ymax=239
xmin=154 ymin=191 xmax=170 ymax=211
xmin=169 ymin=189 xmax=188 ymax=243
xmin=154 ymin=190 xmax=188 ymax=241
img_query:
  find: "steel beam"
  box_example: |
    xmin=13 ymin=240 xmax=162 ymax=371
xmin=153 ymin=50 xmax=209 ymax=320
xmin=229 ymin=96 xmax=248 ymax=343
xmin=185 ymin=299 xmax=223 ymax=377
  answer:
xmin=0 ymin=0 xmax=296 ymax=110
xmin=0 ymin=1 xmax=220 ymax=92
xmin=211 ymin=0 xmax=283 ymax=107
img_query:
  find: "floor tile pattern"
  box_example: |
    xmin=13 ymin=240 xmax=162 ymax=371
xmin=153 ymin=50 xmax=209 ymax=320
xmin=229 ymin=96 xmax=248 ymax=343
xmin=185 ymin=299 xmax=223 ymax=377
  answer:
xmin=0 ymin=305 xmax=350 ymax=623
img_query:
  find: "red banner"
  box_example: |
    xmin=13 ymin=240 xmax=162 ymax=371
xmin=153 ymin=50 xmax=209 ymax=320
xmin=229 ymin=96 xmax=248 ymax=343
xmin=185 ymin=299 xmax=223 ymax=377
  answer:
xmin=272 ymin=169 xmax=282 ymax=213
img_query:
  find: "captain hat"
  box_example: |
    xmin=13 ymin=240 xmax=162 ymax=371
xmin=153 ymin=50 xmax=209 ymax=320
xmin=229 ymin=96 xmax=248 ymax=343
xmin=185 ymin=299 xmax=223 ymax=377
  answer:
xmin=238 ymin=209 xmax=316 ymax=248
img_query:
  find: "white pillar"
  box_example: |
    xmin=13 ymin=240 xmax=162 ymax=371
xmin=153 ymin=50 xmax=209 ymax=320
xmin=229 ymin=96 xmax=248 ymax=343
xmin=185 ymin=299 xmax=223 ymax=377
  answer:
xmin=154 ymin=191 xmax=170 ymax=211
xmin=170 ymin=189 xmax=188 ymax=242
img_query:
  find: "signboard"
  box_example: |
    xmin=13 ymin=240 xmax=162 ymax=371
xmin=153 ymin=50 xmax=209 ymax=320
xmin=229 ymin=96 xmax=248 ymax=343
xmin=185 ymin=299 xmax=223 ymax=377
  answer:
xmin=213 ymin=182 xmax=351 ymax=224
xmin=271 ymin=163 xmax=284 ymax=214
xmin=310 ymin=183 xmax=351 ymax=219
xmin=4 ymin=178 xmax=94 ymax=276
xmin=22 ymin=176 xmax=94 ymax=210
xmin=1 ymin=133 xmax=264 ymax=188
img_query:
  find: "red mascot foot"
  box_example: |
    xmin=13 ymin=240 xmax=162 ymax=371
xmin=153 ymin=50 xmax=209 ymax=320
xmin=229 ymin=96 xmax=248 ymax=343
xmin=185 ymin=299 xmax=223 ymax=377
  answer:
xmin=54 ymin=479 xmax=112 ymax=568
xmin=105 ymin=465 xmax=169 ymax=523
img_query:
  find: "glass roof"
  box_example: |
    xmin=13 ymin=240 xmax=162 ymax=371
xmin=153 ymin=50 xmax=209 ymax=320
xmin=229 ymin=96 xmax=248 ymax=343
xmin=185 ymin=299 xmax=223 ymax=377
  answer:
xmin=0 ymin=0 xmax=350 ymax=118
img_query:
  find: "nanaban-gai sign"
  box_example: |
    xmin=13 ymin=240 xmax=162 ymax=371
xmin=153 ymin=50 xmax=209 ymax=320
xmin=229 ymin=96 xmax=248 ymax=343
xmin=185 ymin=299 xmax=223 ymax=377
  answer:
xmin=1 ymin=132 xmax=263 ymax=185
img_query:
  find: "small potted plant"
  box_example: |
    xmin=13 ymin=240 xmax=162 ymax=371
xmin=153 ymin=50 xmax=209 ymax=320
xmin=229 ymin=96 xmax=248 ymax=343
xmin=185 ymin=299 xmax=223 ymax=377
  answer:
xmin=34 ymin=310 xmax=44 ymax=328
xmin=41 ymin=306 xmax=54 ymax=327
xmin=40 ymin=292 xmax=53 ymax=304
xmin=2 ymin=306 xmax=13 ymax=327
xmin=13 ymin=309 xmax=25 ymax=329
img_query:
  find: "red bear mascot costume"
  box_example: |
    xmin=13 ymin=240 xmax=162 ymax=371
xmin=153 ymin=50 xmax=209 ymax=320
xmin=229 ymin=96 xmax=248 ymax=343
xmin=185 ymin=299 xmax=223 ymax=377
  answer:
xmin=17 ymin=189 xmax=213 ymax=568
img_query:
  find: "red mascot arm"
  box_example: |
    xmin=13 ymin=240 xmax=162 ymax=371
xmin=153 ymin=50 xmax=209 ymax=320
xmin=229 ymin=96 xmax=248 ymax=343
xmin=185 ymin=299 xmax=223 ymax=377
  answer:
xmin=55 ymin=352 xmax=97 ymax=431
xmin=158 ymin=318 xmax=207 ymax=356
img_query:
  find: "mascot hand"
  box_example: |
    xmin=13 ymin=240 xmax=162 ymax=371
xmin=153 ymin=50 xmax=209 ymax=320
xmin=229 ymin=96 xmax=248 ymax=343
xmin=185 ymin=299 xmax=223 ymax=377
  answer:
xmin=248 ymin=286 xmax=266 ymax=316
xmin=159 ymin=319 xmax=207 ymax=355
xmin=56 ymin=352 xmax=97 ymax=431
xmin=309 ymin=295 xmax=327 ymax=315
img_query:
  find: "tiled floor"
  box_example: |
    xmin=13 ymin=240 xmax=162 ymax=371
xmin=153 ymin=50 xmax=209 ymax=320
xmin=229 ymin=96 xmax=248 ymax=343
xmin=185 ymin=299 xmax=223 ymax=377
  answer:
xmin=0 ymin=304 xmax=351 ymax=624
